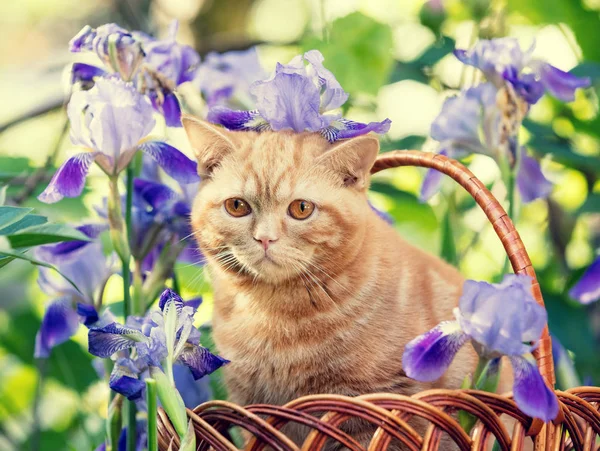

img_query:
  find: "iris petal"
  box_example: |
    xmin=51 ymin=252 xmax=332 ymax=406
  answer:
xmin=34 ymin=298 xmax=80 ymax=358
xmin=456 ymin=276 xmax=546 ymax=356
xmin=516 ymin=149 xmax=553 ymax=203
xmin=38 ymin=152 xmax=99 ymax=204
xmin=158 ymin=288 xmax=185 ymax=312
xmin=510 ymin=354 xmax=559 ymax=422
xmin=88 ymin=322 xmax=146 ymax=358
xmin=569 ymin=257 xmax=600 ymax=305
xmin=250 ymin=72 xmax=324 ymax=132
xmin=77 ymin=303 xmax=99 ymax=327
xmin=161 ymin=92 xmax=182 ymax=127
xmin=174 ymin=363 xmax=213 ymax=408
xmin=46 ymin=223 xmax=107 ymax=256
xmin=134 ymin=179 xmax=177 ymax=209
xmin=138 ymin=141 xmax=200 ymax=184
xmin=326 ymin=118 xmax=391 ymax=142
xmin=178 ymin=344 xmax=230 ymax=380
xmin=303 ymin=49 xmax=348 ymax=111
xmin=419 ymin=149 xmax=448 ymax=202
xmin=206 ymin=106 xmax=270 ymax=131
xmin=369 ymin=202 xmax=393 ymax=225
xmin=109 ymin=359 xmax=145 ymax=401
xmin=402 ymin=321 xmax=469 ymax=382
xmin=537 ymin=63 xmax=591 ymax=103
xmin=71 ymin=63 xmax=106 ymax=85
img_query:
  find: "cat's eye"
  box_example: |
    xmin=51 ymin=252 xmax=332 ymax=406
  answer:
xmin=288 ymin=199 xmax=315 ymax=220
xmin=224 ymin=198 xmax=251 ymax=217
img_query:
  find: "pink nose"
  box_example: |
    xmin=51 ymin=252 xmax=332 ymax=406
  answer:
xmin=255 ymin=237 xmax=278 ymax=251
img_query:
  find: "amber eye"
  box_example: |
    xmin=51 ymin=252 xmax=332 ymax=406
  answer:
xmin=224 ymin=198 xmax=251 ymax=217
xmin=288 ymin=199 xmax=315 ymax=220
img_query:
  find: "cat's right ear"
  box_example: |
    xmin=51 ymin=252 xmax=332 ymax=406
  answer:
xmin=181 ymin=115 xmax=236 ymax=178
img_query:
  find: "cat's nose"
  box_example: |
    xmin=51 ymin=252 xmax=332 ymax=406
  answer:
xmin=254 ymin=236 xmax=278 ymax=251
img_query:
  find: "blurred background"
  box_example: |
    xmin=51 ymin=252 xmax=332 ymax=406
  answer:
xmin=1 ymin=0 xmax=599 ymax=449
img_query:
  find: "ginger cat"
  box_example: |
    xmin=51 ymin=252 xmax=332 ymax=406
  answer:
xmin=183 ymin=116 xmax=477 ymax=446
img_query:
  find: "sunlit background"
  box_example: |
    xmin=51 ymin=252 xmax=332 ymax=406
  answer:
xmin=1 ymin=0 xmax=599 ymax=449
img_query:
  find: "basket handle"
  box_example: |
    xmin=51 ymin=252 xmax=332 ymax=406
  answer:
xmin=371 ymin=150 xmax=555 ymax=386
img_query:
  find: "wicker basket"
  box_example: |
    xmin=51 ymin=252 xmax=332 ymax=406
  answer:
xmin=157 ymin=150 xmax=600 ymax=450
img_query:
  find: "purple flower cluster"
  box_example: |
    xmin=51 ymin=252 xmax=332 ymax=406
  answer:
xmin=87 ymin=289 xmax=228 ymax=401
xmin=207 ymin=50 xmax=391 ymax=142
xmin=421 ymin=38 xmax=590 ymax=204
xmin=403 ymin=274 xmax=559 ymax=421
xmin=70 ymin=21 xmax=200 ymax=126
xmin=454 ymin=38 xmax=590 ymax=104
xmin=118 ymin=157 xmax=202 ymax=276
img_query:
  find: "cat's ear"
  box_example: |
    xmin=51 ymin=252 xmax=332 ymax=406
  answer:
xmin=181 ymin=115 xmax=236 ymax=178
xmin=316 ymin=135 xmax=379 ymax=189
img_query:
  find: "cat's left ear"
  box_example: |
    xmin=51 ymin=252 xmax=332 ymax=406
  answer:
xmin=181 ymin=115 xmax=237 ymax=178
xmin=316 ymin=135 xmax=379 ymax=189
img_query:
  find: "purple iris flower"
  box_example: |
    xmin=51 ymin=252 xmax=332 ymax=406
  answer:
xmin=420 ymin=83 xmax=553 ymax=203
xmin=87 ymin=289 xmax=228 ymax=400
xmin=38 ymin=77 xmax=199 ymax=204
xmin=134 ymin=21 xmax=200 ymax=127
xmin=569 ymin=256 xmax=600 ymax=304
xmin=196 ymin=47 xmax=267 ymax=107
xmin=207 ymin=50 xmax=391 ymax=142
xmin=70 ymin=23 xmax=145 ymax=82
xmin=137 ymin=21 xmax=200 ymax=87
xmin=69 ymin=21 xmax=201 ymax=127
xmin=402 ymin=274 xmax=559 ymax=422
xmin=33 ymin=224 xmax=113 ymax=358
xmin=454 ymin=38 xmax=590 ymax=104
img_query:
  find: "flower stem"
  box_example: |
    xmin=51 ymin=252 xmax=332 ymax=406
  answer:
xmin=126 ymin=401 xmax=137 ymax=451
xmin=172 ymin=270 xmax=180 ymax=295
xmin=108 ymin=177 xmax=131 ymax=263
xmin=123 ymin=165 xmax=137 ymax=451
xmin=125 ymin=166 xmax=134 ymax=248
xmin=146 ymin=379 xmax=158 ymax=451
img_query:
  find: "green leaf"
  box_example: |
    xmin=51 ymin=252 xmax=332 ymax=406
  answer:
xmin=179 ymin=421 xmax=196 ymax=451
xmin=150 ymin=366 xmax=188 ymax=438
xmin=0 ymin=249 xmax=81 ymax=293
xmin=379 ymin=135 xmax=426 ymax=153
xmin=369 ymin=181 xmax=439 ymax=253
xmin=570 ymin=62 xmax=600 ymax=81
xmin=544 ymin=292 xmax=600 ymax=385
xmin=388 ymin=37 xmax=455 ymax=84
xmin=6 ymin=223 xmax=90 ymax=248
xmin=0 ymin=213 xmax=47 ymax=235
xmin=0 ymin=205 xmax=33 ymax=231
xmin=578 ymin=193 xmax=600 ymax=214
xmin=302 ymin=12 xmax=394 ymax=95
xmin=440 ymin=207 xmax=458 ymax=266
xmin=506 ymin=0 xmax=600 ymax=62
xmin=523 ymin=120 xmax=600 ymax=175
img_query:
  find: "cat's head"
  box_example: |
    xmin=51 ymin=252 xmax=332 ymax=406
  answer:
xmin=183 ymin=116 xmax=380 ymax=284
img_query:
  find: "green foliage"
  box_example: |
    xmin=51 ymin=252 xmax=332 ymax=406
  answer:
xmin=302 ymin=12 xmax=394 ymax=95
xmin=506 ymin=0 xmax=600 ymax=62
xmin=388 ymin=37 xmax=455 ymax=84
xmin=0 ymin=204 xmax=89 ymax=273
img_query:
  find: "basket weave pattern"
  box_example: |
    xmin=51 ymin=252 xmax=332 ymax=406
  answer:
xmin=157 ymin=151 xmax=600 ymax=450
